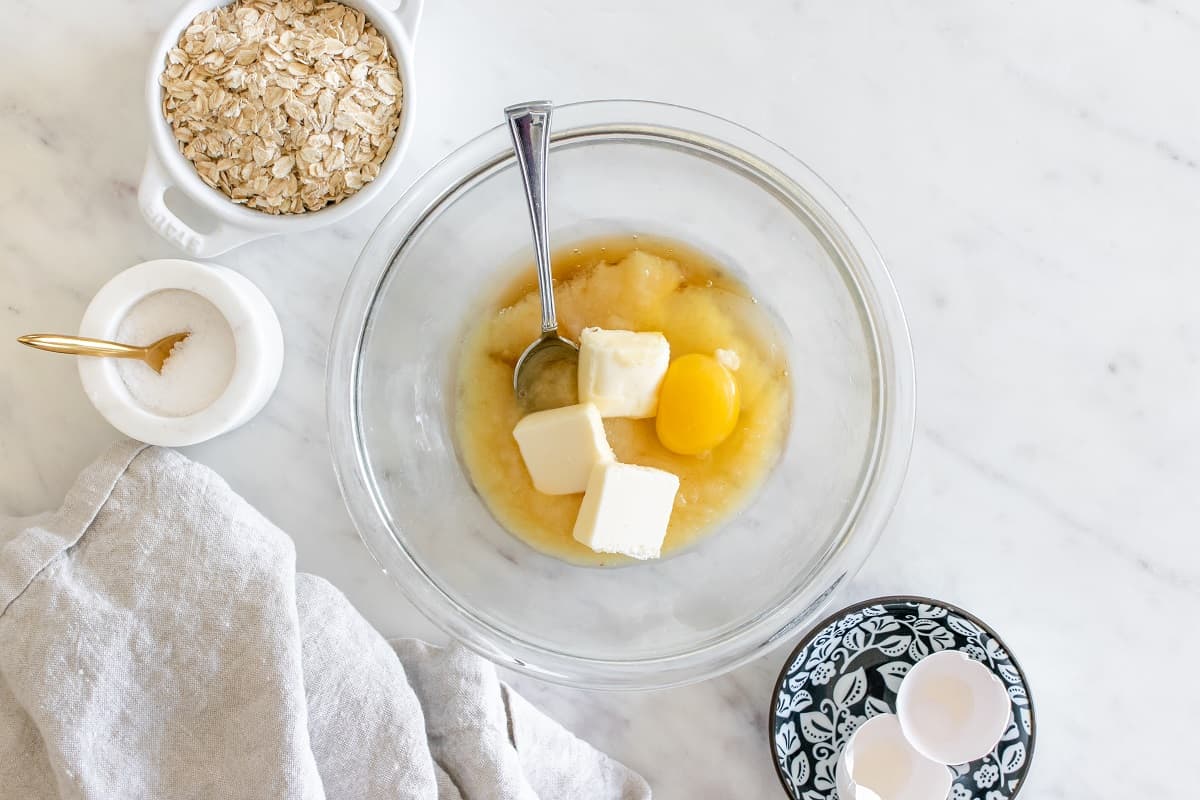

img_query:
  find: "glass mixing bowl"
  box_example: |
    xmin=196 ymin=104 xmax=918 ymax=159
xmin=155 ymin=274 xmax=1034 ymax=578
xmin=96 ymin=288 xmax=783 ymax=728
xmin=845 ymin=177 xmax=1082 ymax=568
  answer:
xmin=327 ymin=100 xmax=915 ymax=689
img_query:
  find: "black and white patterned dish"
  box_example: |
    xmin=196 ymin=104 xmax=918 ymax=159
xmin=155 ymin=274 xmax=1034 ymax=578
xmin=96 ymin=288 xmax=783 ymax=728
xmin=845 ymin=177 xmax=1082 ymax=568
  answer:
xmin=769 ymin=596 xmax=1036 ymax=800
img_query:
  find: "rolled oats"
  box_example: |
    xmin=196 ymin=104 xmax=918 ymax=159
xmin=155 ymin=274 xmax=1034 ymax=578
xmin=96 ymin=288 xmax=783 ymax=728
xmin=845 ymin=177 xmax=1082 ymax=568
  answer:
xmin=160 ymin=0 xmax=404 ymax=214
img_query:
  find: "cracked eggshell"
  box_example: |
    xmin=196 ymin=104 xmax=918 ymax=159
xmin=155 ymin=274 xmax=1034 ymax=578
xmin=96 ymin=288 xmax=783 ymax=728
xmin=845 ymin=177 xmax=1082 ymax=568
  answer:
xmin=896 ymin=650 xmax=1012 ymax=765
xmin=836 ymin=714 xmax=952 ymax=800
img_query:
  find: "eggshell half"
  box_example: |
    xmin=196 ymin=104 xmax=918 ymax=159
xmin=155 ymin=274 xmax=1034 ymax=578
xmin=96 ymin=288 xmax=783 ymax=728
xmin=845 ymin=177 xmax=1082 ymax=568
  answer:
xmin=896 ymin=650 xmax=1012 ymax=765
xmin=836 ymin=714 xmax=953 ymax=800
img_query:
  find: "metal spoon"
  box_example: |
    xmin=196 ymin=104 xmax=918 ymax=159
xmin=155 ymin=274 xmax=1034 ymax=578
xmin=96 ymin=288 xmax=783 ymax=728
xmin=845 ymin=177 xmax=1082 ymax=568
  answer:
xmin=17 ymin=332 xmax=190 ymax=374
xmin=505 ymin=101 xmax=579 ymax=412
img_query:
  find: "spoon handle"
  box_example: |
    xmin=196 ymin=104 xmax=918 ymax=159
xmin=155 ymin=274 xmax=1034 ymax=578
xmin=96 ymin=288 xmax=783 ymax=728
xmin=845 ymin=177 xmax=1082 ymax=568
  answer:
xmin=505 ymin=101 xmax=558 ymax=336
xmin=18 ymin=334 xmax=146 ymax=360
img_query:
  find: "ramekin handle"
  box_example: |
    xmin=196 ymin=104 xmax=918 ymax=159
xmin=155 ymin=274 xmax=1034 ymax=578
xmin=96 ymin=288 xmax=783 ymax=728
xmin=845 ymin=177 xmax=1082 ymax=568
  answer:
xmin=389 ymin=0 xmax=424 ymax=45
xmin=137 ymin=153 xmax=270 ymax=258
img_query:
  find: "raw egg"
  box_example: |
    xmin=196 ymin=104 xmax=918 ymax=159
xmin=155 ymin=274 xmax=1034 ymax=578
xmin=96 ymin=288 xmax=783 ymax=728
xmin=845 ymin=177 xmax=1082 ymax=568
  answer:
xmin=655 ymin=353 xmax=740 ymax=455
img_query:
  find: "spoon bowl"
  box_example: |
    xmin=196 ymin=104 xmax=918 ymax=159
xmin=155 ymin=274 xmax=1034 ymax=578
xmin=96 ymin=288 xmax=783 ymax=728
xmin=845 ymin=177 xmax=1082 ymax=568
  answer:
xmin=514 ymin=334 xmax=579 ymax=412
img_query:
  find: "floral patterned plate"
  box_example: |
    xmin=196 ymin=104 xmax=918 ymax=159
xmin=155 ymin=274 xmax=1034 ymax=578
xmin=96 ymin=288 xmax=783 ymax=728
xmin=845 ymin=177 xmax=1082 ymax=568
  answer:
xmin=769 ymin=596 xmax=1035 ymax=800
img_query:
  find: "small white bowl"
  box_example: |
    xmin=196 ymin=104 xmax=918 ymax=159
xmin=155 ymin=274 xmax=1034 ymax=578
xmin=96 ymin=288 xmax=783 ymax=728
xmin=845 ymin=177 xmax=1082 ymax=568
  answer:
xmin=79 ymin=259 xmax=283 ymax=446
xmin=897 ymin=649 xmax=1013 ymax=766
xmin=138 ymin=0 xmax=423 ymax=257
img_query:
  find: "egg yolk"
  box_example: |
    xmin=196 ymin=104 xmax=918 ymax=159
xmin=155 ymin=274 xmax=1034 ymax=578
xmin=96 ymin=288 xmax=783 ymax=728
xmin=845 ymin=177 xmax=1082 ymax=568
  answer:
xmin=655 ymin=353 xmax=740 ymax=455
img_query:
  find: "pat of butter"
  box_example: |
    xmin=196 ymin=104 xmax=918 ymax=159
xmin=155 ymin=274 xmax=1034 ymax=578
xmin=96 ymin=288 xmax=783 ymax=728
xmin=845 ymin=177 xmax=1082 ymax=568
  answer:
xmin=513 ymin=403 xmax=614 ymax=495
xmin=573 ymin=462 xmax=680 ymax=560
xmin=577 ymin=328 xmax=670 ymax=418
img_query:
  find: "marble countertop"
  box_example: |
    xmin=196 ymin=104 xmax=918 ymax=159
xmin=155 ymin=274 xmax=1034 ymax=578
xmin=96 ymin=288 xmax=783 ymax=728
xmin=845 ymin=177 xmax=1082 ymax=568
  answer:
xmin=3 ymin=0 xmax=1198 ymax=796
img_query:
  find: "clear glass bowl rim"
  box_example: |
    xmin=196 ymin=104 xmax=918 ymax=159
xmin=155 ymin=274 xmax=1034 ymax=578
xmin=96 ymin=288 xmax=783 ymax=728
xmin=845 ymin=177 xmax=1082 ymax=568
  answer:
xmin=326 ymin=99 xmax=917 ymax=690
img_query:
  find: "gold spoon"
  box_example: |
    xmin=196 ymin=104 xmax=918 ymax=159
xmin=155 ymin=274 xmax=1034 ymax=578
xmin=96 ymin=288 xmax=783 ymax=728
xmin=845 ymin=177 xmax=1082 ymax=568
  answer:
xmin=18 ymin=332 xmax=191 ymax=374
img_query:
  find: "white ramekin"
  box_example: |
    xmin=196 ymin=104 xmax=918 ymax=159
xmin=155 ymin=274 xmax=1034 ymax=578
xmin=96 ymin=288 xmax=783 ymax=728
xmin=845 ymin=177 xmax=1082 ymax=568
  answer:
xmin=79 ymin=259 xmax=283 ymax=446
xmin=139 ymin=0 xmax=423 ymax=257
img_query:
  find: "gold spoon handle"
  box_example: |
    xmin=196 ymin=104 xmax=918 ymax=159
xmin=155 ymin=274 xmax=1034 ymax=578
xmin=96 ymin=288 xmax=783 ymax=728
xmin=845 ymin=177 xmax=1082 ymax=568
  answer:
xmin=17 ymin=334 xmax=146 ymax=360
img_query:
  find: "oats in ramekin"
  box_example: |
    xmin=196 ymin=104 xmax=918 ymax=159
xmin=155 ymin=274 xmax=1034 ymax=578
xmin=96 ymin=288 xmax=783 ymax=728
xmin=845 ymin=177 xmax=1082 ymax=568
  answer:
xmin=160 ymin=0 xmax=404 ymax=214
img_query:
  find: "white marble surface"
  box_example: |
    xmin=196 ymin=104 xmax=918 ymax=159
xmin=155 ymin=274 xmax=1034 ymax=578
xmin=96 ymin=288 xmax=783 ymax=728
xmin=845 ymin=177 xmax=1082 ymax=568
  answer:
xmin=2 ymin=1 xmax=1198 ymax=796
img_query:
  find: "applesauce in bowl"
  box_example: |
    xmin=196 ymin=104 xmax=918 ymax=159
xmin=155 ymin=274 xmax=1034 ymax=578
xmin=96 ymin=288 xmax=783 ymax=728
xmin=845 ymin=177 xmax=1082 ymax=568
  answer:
xmin=456 ymin=235 xmax=791 ymax=565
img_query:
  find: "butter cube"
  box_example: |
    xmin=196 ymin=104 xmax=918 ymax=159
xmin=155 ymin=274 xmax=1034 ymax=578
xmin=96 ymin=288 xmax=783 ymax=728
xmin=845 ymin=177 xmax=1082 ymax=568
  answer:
xmin=513 ymin=403 xmax=614 ymax=495
xmin=577 ymin=328 xmax=670 ymax=418
xmin=573 ymin=462 xmax=680 ymax=560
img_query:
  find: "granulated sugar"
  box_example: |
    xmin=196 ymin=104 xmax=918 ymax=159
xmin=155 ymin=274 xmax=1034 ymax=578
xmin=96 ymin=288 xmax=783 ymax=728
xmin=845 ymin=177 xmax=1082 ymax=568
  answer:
xmin=116 ymin=290 xmax=236 ymax=417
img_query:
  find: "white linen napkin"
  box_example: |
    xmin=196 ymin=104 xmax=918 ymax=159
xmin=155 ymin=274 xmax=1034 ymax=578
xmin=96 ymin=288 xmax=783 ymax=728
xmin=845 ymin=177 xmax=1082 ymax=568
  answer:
xmin=0 ymin=441 xmax=650 ymax=800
